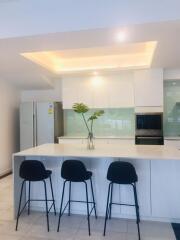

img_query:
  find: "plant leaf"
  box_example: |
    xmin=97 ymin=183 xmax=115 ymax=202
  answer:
xmin=72 ymin=103 xmax=89 ymax=113
xmin=88 ymin=110 xmax=104 ymax=121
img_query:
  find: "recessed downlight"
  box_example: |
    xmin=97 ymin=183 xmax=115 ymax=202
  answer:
xmin=93 ymin=71 xmax=98 ymax=76
xmin=116 ymin=30 xmax=127 ymax=42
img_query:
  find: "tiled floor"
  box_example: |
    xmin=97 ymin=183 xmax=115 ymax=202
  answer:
xmin=0 ymin=175 xmax=176 ymax=240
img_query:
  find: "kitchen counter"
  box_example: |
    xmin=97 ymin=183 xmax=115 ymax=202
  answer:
xmin=13 ymin=143 xmax=180 ymax=223
xmin=14 ymin=143 xmax=180 ymax=160
xmin=58 ymin=136 xmax=134 ymax=139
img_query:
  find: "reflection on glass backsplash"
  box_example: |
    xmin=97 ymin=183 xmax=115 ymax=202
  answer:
xmin=164 ymin=80 xmax=180 ymax=136
xmin=63 ymin=108 xmax=135 ymax=137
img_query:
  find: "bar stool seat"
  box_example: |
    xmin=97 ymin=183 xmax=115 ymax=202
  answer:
xmin=20 ymin=161 xmax=52 ymax=181
xmin=15 ymin=160 xmax=56 ymax=232
xmin=107 ymin=161 xmax=138 ymax=184
xmin=57 ymin=160 xmax=97 ymax=236
xmin=103 ymin=161 xmax=141 ymax=240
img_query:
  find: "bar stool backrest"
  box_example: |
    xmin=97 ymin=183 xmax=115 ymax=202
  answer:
xmin=107 ymin=161 xmax=138 ymax=184
xmin=20 ymin=160 xmax=47 ymax=181
xmin=61 ymin=160 xmax=88 ymax=182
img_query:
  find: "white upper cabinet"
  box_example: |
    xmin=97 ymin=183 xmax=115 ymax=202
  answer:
xmin=134 ymin=69 xmax=163 ymax=107
xmin=62 ymin=77 xmax=93 ymax=109
xmin=108 ymin=76 xmax=134 ymax=108
xmin=62 ymin=69 xmax=163 ymax=109
xmin=62 ymin=73 xmax=135 ymax=109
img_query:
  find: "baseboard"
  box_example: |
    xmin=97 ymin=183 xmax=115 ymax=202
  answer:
xmin=27 ymin=205 xmax=180 ymax=224
xmin=0 ymin=169 xmax=12 ymax=179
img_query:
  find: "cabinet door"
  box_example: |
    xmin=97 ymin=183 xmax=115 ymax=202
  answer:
xmin=62 ymin=78 xmax=94 ymax=109
xmin=36 ymin=102 xmax=55 ymax=145
xmin=134 ymin=69 xmax=163 ymax=107
xmin=20 ymin=102 xmax=34 ymax=150
xmin=92 ymin=82 xmax=109 ymax=108
xmin=151 ymin=160 xmax=180 ymax=218
xmin=78 ymin=80 xmax=93 ymax=108
xmin=108 ymin=79 xmax=134 ymax=108
xmin=120 ymin=159 xmax=151 ymax=218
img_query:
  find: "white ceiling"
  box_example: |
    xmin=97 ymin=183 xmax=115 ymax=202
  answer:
xmin=0 ymin=0 xmax=180 ymax=39
xmin=1 ymin=20 xmax=180 ymax=89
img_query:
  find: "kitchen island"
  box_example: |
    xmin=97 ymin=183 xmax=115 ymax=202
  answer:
xmin=13 ymin=143 xmax=180 ymax=223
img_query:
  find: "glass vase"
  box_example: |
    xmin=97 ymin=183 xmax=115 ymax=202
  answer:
xmin=87 ymin=132 xmax=95 ymax=150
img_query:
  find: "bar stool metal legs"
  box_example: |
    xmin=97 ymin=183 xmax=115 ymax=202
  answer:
xmin=57 ymin=178 xmax=97 ymax=236
xmin=43 ymin=180 xmax=50 ymax=232
xmin=109 ymin=183 xmax=113 ymax=219
xmin=90 ymin=178 xmax=97 ymax=219
xmin=15 ymin=179 xmax=56 ymax=232
xmin=133 ymin=183 xmax=141 ymax=240
xmin=49 ymin=176 xmax=56 ymax=215
xmin=103 ymin=182 xmax=141 ymax=240
xmin=103 ymin=182 xmax=112 ymax=236
xmin=68 ymin=181 xmax=71 ymax=216
xmin=84 ymin=181 xmax=90 ymax=236
xmin=28 ymin=181 xmax=31 ymax=215
xmin=57 ymin=180 xmax=66 ymax=232
xmin=15 ymin=180 xmax=26 ymax=231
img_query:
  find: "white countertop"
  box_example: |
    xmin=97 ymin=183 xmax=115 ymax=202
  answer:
xmin=58 ymin=136 xmax=134 ymax=139
xmin=59 ymin=136 xmax=180 ymax=140
xmin=14 ymin=143 xmax=180 ymax=161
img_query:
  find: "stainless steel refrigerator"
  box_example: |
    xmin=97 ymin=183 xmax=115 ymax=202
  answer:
xmin=20 ymin=102 xmax=63 ymax=150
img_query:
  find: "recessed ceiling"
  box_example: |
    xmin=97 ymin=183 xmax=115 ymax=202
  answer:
xmin=21 ymin=41 xmax=157 ymax=74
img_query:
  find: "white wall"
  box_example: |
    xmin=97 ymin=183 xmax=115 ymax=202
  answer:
xmin=164 ymin=69 xmax=180 ymax=80
xmin=0 ymin=80 xmax=20 ymax=176
xmin=21 ymin=81 xmax=62 ymax=102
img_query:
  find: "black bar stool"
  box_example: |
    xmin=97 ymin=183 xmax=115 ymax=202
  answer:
xmin=103 ymin=161 xmax=141 ymax=240
xmin=15 ymin=160 xmax=56 ymax=232
xmin=57 ymin=160 xmax=97 ymax=236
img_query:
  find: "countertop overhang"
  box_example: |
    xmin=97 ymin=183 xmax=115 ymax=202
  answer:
xmin=14 ymin=143 xmax=180 ymax=161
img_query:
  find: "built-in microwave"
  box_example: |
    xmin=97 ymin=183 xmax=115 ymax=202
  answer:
xmin=135 ymin=113 xmax=164 ymax=145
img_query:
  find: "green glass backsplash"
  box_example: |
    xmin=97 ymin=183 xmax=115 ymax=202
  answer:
xmin=164 ymin=80 xmax=180 ymax=136
xmin=63 ymin=108 xmax=135 ymax=137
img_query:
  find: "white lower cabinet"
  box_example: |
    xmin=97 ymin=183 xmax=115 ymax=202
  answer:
xmin=119 ymin=159 xmax=151 ymax=218
xmin=151 ymin=160 xmax=180 ymax=219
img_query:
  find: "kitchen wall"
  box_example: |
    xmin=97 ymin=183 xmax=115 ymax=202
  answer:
xmin=0 ymin=80 xmax=20 ymax=176
xmin=21 ymin=80 xmax=62 ymax=102
xmin=164 ymin=80 xmax=180 ymax=136
xmin=64 ymin=108 xmax=135 ymax=137
xmin=20 ymin=68 xmax=164 ymax=137
xmin=62 ymin=69 xmax=163 ymax=136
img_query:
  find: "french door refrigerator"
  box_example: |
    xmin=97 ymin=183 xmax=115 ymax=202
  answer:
xmin=20 ymin=102 xmax=63 ymax=150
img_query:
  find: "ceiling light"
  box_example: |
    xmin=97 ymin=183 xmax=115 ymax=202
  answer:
xmin=116 ymin=30 xmax=127 ymax=42
xmin=91 ymin=76 xmax=103 ymax=87
xmin=21 ymin=41 xmax=157 ymax=74
xmin=93 ymin=71 xmax=98 ymax=76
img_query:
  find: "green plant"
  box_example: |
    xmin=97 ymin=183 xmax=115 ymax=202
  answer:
xmin=72 ymin=103 xmax=104 ymax=136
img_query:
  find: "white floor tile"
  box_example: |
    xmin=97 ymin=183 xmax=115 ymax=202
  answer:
xmin=0 ymin=175 xmax=177 ymax=240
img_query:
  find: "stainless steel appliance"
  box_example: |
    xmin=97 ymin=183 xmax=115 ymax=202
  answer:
xmin=135 ymin=113 xmax=164 ymax=145
xmin=20 ymin=102 xmax=63 ymax=150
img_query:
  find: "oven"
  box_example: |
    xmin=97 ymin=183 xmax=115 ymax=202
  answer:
xmin=135 ymin=113 xmax=164 ymax=145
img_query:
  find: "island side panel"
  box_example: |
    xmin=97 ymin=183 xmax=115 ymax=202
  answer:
xmin=151 ymin=159 xmax=180 ymax=221
xmin=13 ymin=155 xmax=26 ymax=218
